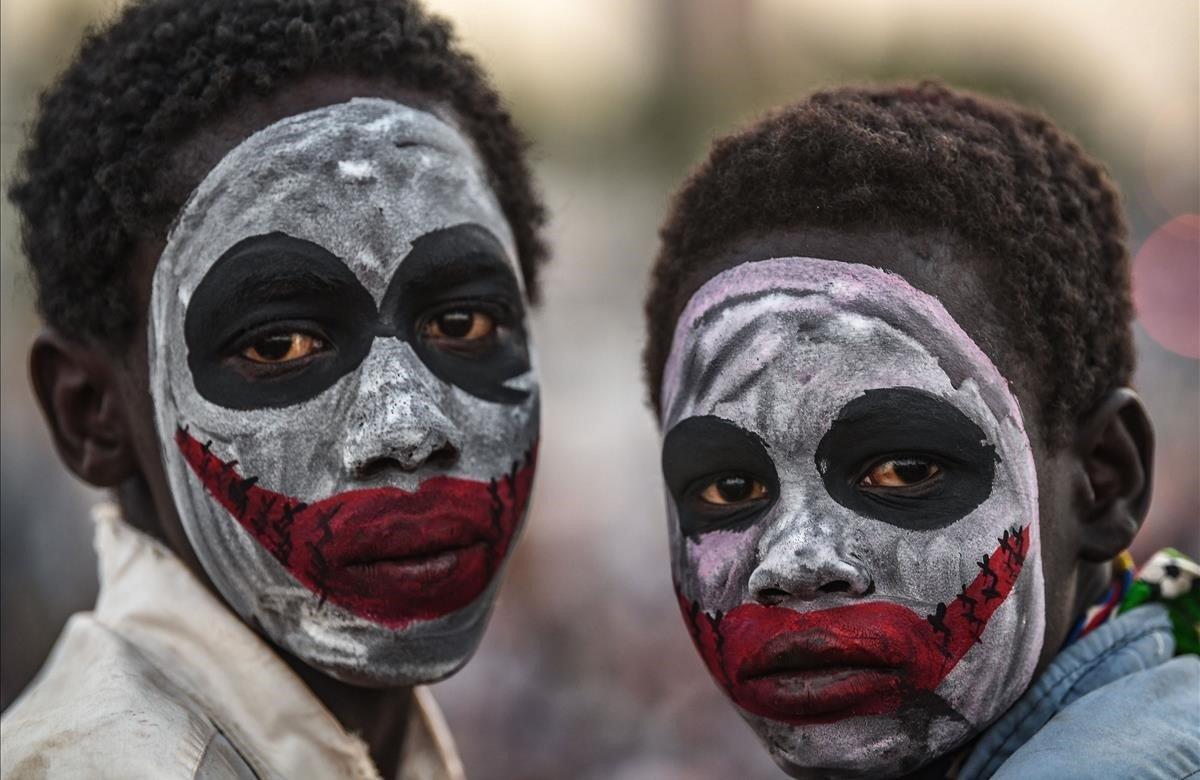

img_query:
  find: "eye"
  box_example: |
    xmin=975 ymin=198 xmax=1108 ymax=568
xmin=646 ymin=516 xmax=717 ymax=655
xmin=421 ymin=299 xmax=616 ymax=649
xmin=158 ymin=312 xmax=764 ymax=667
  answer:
xmin=698 ymin=475 xmax=769 ymax=506
xmin=241 ymin=332 xmax=326 ymax=364
xmin=423 ymin=309 xmax=496 ymax=342
xmin=859 ymin=457 xmax=942 ymax=489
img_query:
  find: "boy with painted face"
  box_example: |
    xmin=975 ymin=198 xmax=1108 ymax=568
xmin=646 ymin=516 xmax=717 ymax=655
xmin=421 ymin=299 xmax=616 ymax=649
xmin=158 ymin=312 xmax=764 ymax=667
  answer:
xmin=3 ymin=1 xmax=545 ymax=777
xmin=644 ymin=83 xmax=1199 ymax=779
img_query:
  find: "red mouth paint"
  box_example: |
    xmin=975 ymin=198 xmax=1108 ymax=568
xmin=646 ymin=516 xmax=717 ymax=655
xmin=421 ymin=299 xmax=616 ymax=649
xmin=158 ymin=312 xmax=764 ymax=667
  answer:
xmin=176 ymin=427 xmax=536 ymax=629
xmin=678 ymin=525 xmax=1029 ymax=725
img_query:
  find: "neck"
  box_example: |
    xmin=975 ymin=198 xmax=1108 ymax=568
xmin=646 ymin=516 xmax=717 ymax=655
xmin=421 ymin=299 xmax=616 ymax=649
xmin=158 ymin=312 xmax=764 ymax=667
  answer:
xmin=282 ymin=652 xmax=413 ymax=777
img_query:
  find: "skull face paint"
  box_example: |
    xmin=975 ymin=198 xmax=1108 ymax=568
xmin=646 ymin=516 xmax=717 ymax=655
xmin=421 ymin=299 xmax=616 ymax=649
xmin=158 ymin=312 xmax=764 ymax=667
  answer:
xmin=149 ymin=99 xmax=539 ymax=686
xmin=660 ymin=258 xmax=1043 ymax=778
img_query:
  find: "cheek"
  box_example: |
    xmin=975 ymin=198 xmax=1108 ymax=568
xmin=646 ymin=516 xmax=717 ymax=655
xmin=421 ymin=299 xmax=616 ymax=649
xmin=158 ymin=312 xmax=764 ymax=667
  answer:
xmin=167 ymin=372 xmax=356 ymax=501
xmin=445 ymin=386 xmax=539 ymax=452
xmin=682 ymin=526 xmax=759 ymax=607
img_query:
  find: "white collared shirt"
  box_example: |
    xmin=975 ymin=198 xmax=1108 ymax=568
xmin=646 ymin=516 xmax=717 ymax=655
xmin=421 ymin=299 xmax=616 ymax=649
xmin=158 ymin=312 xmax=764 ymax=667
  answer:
xmin=1 ymin=504 xmax=464 ymax=780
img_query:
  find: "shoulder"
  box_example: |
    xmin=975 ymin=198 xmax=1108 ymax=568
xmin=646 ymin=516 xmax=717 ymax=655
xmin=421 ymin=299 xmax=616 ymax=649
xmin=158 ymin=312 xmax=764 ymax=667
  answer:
xmin=993 ymin=654 xmax=1200 ymax=779
xmin=1 ymin=614 xmax=255 ymax=779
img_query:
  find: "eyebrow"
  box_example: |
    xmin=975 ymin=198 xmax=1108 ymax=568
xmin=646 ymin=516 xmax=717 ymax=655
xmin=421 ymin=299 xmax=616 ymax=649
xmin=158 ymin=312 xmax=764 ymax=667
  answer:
xmin=185 ymin=231 xmax=376 ymax=345
xmin=381 ymin=223 xmax=521 ymax=313
xmin=222 ymin=269 xmax=347 ymax=309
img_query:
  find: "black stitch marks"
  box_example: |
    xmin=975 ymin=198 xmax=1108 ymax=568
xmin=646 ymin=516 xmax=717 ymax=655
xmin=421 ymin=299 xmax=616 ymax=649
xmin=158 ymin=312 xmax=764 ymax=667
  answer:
xmin=226 ymin=475 xmax=259 ymax=520
xmin=921 ymin=602 xmax=950 ymax=643
xmin=977 ymin=553 xmax=1002 ymax=600
xmin=959 ymin=584 xmax=984 ymax=632
xmin=275 ymin=500 xmax=305 ymax=567
xmin=306 ymin=503 xmax=341 ymax=604
xmin=926 ymin=524 xmax=1030 ymax=656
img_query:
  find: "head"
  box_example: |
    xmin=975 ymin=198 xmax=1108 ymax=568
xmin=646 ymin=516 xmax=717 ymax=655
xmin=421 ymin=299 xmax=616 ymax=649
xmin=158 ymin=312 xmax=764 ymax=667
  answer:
xmin=14 ymin=0 xmax=546 ymax=687
xmin=644 ymin=82 xmax=1153 ymax=778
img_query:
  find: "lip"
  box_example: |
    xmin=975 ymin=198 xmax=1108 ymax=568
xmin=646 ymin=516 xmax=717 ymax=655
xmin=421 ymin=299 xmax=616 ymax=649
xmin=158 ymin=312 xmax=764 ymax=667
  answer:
xmin=345 ymin=543 xmax=485 ymax=581
xmin=722 ymin=602 xmax=929 ymax=723
xmin=740 ymin=666 xmax=904 ymax=720
xmin=738 ymin=628 xmax=908 ymax=719
xmin=316 ymin=491 xmax=499 ymax=570
xmin=317 ymin=492 xmax=499 ymax=606
xmin=741 ymin=628 xmax=906 ymax=680
xmin=176 ymin=426 xmax=537 ymax=629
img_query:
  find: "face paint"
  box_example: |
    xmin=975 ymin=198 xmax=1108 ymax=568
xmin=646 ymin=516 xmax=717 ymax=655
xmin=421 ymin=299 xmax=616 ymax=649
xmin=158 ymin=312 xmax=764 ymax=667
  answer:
xmin=148 ymin=99 xmax=539 ymax=685
xmin=660 ymin=258 xmax=1042 ymax=778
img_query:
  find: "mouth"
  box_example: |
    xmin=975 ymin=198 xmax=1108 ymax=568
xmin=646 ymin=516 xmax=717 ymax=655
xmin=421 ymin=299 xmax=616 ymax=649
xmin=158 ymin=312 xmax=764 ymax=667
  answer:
xmin=741 ymin=630 xmax=904 ymax=680
xmin=725 ymin=607 xmax=923 ymax=722
xmin=741 ymin=666 xmax=905 ymax=720
xmin=343 ymin=541 xmax=490 ymax=583
xmin=176 ymin=426 xmax=537 ymax=629
xmin=678 ymin=524 xmax=1032 ymax=725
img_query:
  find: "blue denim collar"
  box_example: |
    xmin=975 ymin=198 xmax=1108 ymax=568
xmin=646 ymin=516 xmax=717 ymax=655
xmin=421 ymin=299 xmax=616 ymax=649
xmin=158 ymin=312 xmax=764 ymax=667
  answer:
xmin=959 ymin=603 xmax=1175 ymax=779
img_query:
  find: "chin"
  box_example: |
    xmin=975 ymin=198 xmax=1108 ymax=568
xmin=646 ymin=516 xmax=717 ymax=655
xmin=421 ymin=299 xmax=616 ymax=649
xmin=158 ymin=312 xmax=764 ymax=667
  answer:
xmin=746 ymin=707 xmax=968 ymax=780
xmin=277 ymin=579 xmax=499 ymax=688
xmin=317 ymin=647 xmax=470 ymax=689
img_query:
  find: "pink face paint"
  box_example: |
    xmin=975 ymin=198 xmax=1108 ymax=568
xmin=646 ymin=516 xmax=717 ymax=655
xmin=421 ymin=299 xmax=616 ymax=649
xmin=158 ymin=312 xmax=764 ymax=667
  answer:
xmin=688 ymin=527 xmax=755 ymax=583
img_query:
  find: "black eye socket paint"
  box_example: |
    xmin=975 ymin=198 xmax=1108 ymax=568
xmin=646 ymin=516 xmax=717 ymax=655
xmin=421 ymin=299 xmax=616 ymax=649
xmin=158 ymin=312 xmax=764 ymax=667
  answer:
xmin=185 ymin=232 xmax=377 ymax=410
xmin=381 ymin=224 xmax=531 ymax=404
xmin=814 ymin=386 xmax=999 ymax=530
xmin=662 ymin=415 xmax=780 ymax=537
xmin=184 ymin=224 xmax=530 ymax=410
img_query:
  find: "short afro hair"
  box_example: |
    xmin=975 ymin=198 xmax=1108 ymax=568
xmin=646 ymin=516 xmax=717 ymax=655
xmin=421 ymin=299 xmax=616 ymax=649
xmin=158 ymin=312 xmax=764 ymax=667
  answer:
xmin=644 ymin=81 xmax=1134 ymax=442
xmin=10 ymin=0 xmax=546 ymax=348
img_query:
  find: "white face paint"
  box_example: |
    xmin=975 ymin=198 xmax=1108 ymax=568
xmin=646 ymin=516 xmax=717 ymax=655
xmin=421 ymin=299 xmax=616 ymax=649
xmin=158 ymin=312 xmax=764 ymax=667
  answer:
xmin=149 ymin=98 xmax=539 ymax=686
xmin=660 ymin=258 xmax=1043 ymax=778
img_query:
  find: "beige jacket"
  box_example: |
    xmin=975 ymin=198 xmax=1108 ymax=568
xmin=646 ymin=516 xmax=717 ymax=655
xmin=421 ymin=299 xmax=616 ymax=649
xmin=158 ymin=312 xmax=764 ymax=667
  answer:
xmin=1 ymin=504 xmax=464 ymax=780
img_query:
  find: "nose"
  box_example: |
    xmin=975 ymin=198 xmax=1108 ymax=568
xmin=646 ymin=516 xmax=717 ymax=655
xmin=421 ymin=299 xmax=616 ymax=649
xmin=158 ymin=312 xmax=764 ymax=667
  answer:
xmin=748 ymin=517 xmax=873 ymax=606
xmin=341 ymin=340 xmax=464 ymax=478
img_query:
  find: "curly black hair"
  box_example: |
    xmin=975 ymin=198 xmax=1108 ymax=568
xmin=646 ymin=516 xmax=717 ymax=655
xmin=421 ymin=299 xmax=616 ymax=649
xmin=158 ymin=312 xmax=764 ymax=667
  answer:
xmin=10 ymin=0 xmax=547 ymax=348
xmin=644 ymin=81 xmax=1134 ymax=442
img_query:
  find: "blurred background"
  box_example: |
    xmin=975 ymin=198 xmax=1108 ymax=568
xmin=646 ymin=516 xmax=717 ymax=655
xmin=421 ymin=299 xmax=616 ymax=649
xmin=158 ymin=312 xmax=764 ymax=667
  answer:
xmin=2 ymin=1 xmax=1197 ymax=777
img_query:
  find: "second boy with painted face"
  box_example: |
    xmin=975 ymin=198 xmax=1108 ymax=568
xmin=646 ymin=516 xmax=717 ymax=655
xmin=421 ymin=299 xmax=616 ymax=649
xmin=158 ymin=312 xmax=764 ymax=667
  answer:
xmin=644 ymin=82 xmax=1199 ymax=779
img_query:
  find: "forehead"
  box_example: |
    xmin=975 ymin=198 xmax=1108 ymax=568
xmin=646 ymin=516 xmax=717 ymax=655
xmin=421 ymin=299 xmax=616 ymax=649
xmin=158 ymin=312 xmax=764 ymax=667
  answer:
xmin=690 ymin=299 xmax=957 ymax=443
xmin=163 ymin=98 xmax=517 ymax=303
xmin=662 ymin=257 xmax=1020 ymax=433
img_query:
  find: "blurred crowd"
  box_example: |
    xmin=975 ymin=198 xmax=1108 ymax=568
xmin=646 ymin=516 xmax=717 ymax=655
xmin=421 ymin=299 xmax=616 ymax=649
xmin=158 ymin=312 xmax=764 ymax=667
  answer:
xmin=2 ymin=2 xmax=1196 ymax=777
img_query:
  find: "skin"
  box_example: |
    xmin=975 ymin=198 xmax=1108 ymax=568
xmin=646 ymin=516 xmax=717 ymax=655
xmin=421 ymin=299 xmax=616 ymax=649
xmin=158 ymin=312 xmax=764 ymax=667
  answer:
xmin=658 ymin=226 xmax=1154 ymax=778
xmin=27 ymin=74 xmax=524 ymax=776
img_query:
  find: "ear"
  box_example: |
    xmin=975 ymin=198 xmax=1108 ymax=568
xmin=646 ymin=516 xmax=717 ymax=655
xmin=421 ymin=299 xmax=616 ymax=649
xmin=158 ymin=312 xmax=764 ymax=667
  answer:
xmin=1074 ymin=388 xmax=1154 ymax=562
xmin=29 ymin=329 xmax=138 ymax=487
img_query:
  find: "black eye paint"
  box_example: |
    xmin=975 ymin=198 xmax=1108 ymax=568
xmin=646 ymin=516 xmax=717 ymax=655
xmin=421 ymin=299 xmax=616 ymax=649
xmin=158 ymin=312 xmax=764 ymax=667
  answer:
xmin=184 ymin=224 xmax=530 ymax=410
xmin=380 ymin=224 xmax=530 ymax=404
xmin=814 ymin=387 xmax=999 ymax=530
xmin=185 ymin=232 xmax=377 ymax=410
xmin=662 ymin=415 xmax=780 ymax=537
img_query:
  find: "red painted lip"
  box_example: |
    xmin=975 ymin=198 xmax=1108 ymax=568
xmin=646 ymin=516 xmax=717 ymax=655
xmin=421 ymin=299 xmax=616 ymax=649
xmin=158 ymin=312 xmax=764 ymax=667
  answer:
xmin=740 ymin=628 xmax=908 ymax=719
xmin=740 ymin=625 xmax=909 ymax=680
xmin=718 ymin=601 xmax=937 ymax=722
xmin=176 ymin=426 xmax=537 ymax=629
xmin=679 ymin=525 xmax=1030 ymax=725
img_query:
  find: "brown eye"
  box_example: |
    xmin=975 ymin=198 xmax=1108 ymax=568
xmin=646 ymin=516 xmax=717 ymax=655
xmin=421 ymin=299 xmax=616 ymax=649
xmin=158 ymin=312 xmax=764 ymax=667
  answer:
xmin=424 ymin=310 xmax=495 ymax=342
xmin=241 ymin=333 xmax=325 ymax=364
xmin=860 ymin=458 xmax=941 ymax=488
xmin=699 ymin=475 xmax=769 ymax=506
